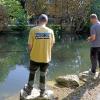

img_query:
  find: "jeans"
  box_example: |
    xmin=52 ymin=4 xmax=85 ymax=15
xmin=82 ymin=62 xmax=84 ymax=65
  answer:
xmin=28 ymin=60 xmax=49 ymax=92
xmin=90 ymin=47 xmax=100 ymax=73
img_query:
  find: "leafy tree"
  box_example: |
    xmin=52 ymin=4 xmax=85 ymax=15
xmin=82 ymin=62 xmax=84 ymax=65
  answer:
xmin=25 ymin=0 xmax=92 ymax=39
xmin=0 ymin=4 xmax=8 ymax=32
xmin=18 ymin=0 xmax=26 ymax=9
xmin=0 ymin=0 xmax=27 ymax=25
xmin=25 ymin=0 xmax=47 ymax=16
xmin=91 ymin=0 xmax=100 ymax=19
xmin=61 ymin=0 xmax=92 ymax=34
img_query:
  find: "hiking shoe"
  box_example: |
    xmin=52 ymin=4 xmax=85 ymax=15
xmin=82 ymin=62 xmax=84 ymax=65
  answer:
xmin=40 ymin=90 xmax=48 ymax=98
xmin=88 ymin=71 xmax=95 ymax=75
xmin=22 ymin=84 xmax=33 ymax=97
xmin=88 ymin=71 xmax=99 ymax=80
xmin=40 ymin=90 xmax=45 ymax=97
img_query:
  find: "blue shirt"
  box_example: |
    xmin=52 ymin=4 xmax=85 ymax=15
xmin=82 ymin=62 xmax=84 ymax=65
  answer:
xmin=90 ymin=21 xmax=100 ymax=47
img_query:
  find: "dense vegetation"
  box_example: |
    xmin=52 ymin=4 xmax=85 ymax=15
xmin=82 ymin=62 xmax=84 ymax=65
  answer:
xmin=0 ymin=0 xmax=26 ymax=23
xmin=0 ymin=0 xmax=27 ymax=32
xmin=0 ymin=0 xmax=100 ymax=40
xmin=91 ymin=0 xmax=100 ymax=18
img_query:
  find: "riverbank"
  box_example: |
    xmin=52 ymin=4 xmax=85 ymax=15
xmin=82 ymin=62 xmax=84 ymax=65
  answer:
xmin=48 ymin=77 xmax=100 ymax=100
xmin=6 ymin=77 xmax=100 ymax=100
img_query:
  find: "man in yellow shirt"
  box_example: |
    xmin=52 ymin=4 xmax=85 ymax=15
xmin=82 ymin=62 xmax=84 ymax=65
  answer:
xmin=23 ymin=14 xmax=55 ymax=97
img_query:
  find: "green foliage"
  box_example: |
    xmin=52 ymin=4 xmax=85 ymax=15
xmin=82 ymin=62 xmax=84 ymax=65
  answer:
xmin=80 ymin=0 xmax=100 ymax=38
xmin=26 ymin=0 xmax=47 ymax=16
xmin=91 ymin=0 xmax=100 ymax=19
xmin=0 ymin=0 xmax=27 ymax=31
xmin=0 ymin=0 xmax=25 ymax=19
xmin=49 ymin=24 xmax=62 ymax=41
xmin=12 ymin=17 xmax=27 ymax=31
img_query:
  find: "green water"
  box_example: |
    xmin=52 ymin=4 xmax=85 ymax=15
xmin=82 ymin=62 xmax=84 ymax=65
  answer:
xmin=0 ymin=35 xmax=90 ymax=100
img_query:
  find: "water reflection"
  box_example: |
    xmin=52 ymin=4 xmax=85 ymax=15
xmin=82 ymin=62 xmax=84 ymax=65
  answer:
xmin=0 ymin=65 xmax=29 ymax=99
xmin=49 ymin=41 xmax=90 ymax=79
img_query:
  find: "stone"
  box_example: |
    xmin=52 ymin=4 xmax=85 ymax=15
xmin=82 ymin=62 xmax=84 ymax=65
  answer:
xmin=96 ymin=93 xmax=100 ymax=100
xmin=79 ymin=71 xmax=89 ymax=82
xmin=20 ymin=88 xmax=54 ymax=100
xmin=56 ymin=75 xmax=80 ymax=88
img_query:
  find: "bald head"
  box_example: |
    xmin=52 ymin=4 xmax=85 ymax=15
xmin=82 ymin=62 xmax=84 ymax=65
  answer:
xmin=38 ymin=14 xmax=48 ymax=25
xmin=90 ymin=14 xmax=98 ymax=19
xmin=90 ymin=14 xmax=98 ymax=24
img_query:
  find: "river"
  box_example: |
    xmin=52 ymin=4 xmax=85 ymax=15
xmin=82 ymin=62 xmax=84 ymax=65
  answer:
xmin=0 ymin=35 xmax=90 ymax=100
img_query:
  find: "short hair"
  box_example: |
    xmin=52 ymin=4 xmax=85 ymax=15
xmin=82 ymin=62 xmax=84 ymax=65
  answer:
xmin=90 ymin=14 xmax=98 ymax=19
xmin=38 ymin=14 xmax=48 ymax=23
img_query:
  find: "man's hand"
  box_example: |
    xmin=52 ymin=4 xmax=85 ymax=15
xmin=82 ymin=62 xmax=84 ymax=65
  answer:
xmin=28 ymin=44 xmax=32 ymax=53
xmin=87 ymin=35 xmax=96 ymax=42
xmin=87 ymin=36 xmax=91 ymax=42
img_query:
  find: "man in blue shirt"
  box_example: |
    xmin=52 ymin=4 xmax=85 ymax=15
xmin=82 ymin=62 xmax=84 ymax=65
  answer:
xmin=88 ymin=14 xmax=100 ymax=77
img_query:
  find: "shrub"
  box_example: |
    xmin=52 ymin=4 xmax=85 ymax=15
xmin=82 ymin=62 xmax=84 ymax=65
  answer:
xmin=49 ymin=24 xmax=62 ymax=41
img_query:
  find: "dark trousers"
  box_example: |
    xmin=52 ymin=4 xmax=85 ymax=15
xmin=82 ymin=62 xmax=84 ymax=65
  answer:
xmin=90 ymin=47 xmax=100 ymax=73
xmin=28 ymin=60 xmax=49 ymax=92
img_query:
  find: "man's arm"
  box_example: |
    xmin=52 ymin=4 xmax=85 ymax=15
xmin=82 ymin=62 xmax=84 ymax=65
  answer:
xmin=88 ymin=26 xmax=96 ymax=42
xmin=28 ymin=29 xmax=34 ymax=53
xmin=51 ymin=30 xmax=55 ymax=47
xmin=28 ymin=44 xmax=33 ymax=53
xmin=88 ymin=34 xmax=96 ymax=41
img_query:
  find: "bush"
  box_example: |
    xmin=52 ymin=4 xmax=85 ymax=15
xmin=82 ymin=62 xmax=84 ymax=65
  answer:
xmin=49 ymin=24 xmax=62 ymax=41
xmin=0 ymin=0 xmax=27 ymax=32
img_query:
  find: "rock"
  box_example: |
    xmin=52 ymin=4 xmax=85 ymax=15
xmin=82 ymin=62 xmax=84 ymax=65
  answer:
xmin=96 ymin=93 xmax=100 ymax=100
xmin=79 ymin=71 xmax=99 ymax=82
xmin=56 ymin=75 xmax=80 ymax=88
xmin=79 ymin=71 xmax=89 ymax=82
xmin=20 ymin=88 xmax=54 ymax=100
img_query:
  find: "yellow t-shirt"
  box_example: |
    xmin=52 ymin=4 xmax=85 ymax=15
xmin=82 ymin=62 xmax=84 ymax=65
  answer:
xmin=28 ymin=25 xmax=55 ymax=63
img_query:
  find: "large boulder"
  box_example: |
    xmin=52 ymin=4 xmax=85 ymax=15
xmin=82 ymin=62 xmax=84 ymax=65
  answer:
xmin=56 ymin=75 xmax=80 ymax=88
